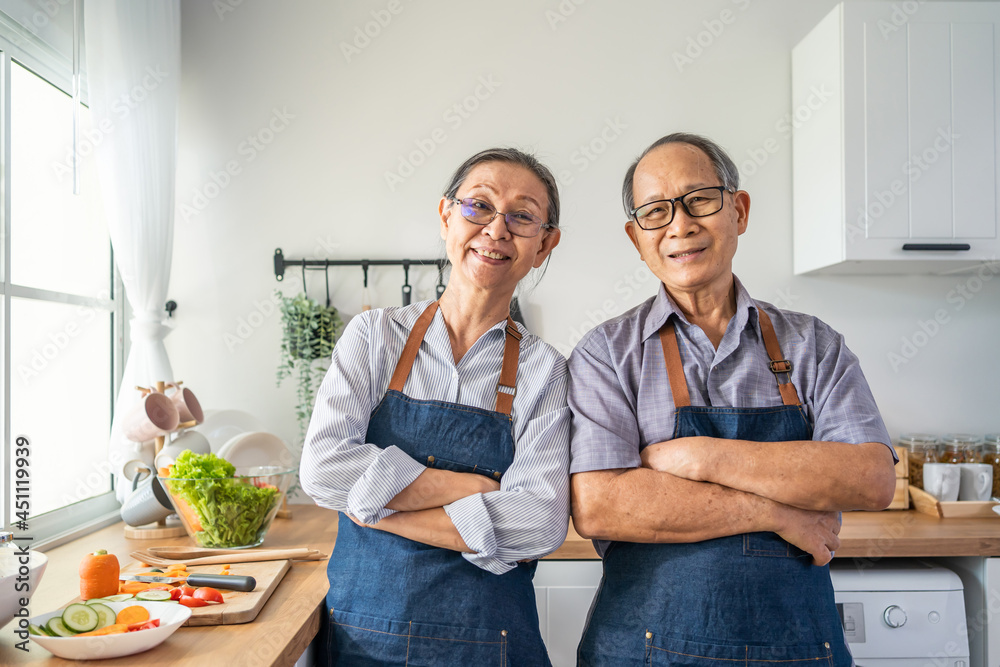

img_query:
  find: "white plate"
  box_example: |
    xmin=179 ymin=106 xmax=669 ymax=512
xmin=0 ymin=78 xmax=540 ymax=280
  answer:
xmin=217 ymin=431 xmax=294 ymax=469
xmin=29 ymin=600 xmax=192 ymax=660
xmin=197 ymin=409 xmax=267 ymax=452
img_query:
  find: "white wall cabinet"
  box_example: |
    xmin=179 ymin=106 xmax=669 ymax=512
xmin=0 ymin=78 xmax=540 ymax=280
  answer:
xmin=792 ymin=2 xmax=1000 ymax=274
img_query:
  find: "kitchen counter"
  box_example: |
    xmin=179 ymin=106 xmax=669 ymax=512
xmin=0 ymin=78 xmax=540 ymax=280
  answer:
xmin=546 ymin=509 xmax=1000 ymax=559
xmin=0 ymin=504 xmax=338 ymax=666
xmin=3 ymin=506 xmax=998 ymax=664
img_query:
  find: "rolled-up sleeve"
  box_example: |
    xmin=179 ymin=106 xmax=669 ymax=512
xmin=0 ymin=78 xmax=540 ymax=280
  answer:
xmin=810 ymin=332 xmax=894 ymax=456
xmin=444 ymin=365 xmax=571 ymax=575
xmin=299 ymin=313 xmax=426 ymax=524
xmin=567 ymin=331 xmax=641 ymax=474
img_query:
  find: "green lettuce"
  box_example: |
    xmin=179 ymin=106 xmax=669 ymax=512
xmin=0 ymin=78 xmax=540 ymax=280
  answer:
xmin=165 ymin=451 xmax=280 ymax=548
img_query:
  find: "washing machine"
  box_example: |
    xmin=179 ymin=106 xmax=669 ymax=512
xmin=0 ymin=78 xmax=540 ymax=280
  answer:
xmin=830 ymin=560 xmax=970 ymax=666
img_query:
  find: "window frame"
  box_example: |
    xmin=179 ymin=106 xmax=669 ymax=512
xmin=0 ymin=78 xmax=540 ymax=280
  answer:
xmin=0 ymin=11 xmax=126 ymax=548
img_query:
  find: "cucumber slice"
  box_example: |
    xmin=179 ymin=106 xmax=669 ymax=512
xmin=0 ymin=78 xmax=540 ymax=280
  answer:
xmin=61 ymin=603 xmax=99 ymax=633
xmin=46 ymin=617 xmax=76 ymax=637
xmin=89 ymin=593 xmax=135 ymax=603
xmin=28 ymin=624 xmax=51 ymax=637
xmin=135 ymin=589 xmax=173 ymax=601
xmin=87 ymin=602 xmax=116 ymax=629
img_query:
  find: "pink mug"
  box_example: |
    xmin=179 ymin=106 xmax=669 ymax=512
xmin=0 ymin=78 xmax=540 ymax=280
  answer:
xmin=122 ymin=390 xmax=179 ymax=442
xmin=166 ymin=382 xmax=204 ymax=425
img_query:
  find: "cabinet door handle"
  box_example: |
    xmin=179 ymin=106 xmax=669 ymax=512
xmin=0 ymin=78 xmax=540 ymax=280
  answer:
xmin=901 ymin=243 xmax=971 ymax=251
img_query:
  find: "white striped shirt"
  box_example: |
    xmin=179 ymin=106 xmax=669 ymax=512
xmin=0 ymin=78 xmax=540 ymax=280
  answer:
xmin=300 ymin=300 xmax=571 ymax=575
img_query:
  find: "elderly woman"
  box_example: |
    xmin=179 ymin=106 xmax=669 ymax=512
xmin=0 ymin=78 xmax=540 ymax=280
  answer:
xmin=301 ymin=147 xmax=569 ymax=666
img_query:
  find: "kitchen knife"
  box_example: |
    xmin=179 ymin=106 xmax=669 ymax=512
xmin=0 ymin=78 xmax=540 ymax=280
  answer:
xmin=120 ymin=573 xmax=256 ymax=592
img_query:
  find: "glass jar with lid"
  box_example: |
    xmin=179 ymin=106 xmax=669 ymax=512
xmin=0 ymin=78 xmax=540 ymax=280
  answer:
xmin=899 ymin=433 xmax=939 ymax=490
xmin=983 ymin=433 xmax=1000 ymax=499
xmin=938 ymin=433 xmax=983 ymax=464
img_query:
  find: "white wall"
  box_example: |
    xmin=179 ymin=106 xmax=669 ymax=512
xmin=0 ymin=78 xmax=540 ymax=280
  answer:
xmin=170 ymin=0 xmax=1000 ymax=480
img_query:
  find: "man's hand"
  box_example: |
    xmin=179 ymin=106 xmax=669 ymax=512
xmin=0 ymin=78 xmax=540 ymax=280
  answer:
xmin=771 ymin=504 xmax=841 ymax=566
xmin=639 ymin=438 xmax=709 ymax=480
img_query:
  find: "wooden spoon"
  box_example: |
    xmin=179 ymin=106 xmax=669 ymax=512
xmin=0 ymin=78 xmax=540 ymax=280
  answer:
xmin=147 ymin=546 xmax=320 ymax=559
xmin=131 ymin=549 xmax=327 ymax=567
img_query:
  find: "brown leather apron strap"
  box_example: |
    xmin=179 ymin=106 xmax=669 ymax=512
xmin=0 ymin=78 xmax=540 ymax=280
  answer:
xmin=658 ymin=320 xmax=691 ymax=408
xmin=388 ymin=302 xmax=521 ymax=416
xmin=388 ymin=301 xmax=440 ymax=393
xmin=494 ymin=317 xmax=521 ymax=416
xmin=755 ymin=306 xmax=801 ymax=407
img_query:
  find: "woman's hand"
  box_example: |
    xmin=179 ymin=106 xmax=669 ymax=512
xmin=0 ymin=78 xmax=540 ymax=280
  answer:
xmin=387 ymin=469 xmax=500 ymax=512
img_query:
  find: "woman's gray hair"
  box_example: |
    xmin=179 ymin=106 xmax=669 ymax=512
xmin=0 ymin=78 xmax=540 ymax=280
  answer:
xmin=443 ymin=147 xmax=561 ymax=229
xmin=621 ymin=133 xmax=740 ymax=215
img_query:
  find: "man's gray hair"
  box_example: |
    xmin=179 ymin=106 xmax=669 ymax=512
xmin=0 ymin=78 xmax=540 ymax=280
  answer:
xmin=621 ymin=133 xmax=740 ymax=215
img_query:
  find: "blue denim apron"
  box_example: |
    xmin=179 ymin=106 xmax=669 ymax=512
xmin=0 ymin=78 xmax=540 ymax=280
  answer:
xmin=578 ymin=307 xmax=852 ymax=667
xmin=326 ymin=302 xmax=551 ymax=666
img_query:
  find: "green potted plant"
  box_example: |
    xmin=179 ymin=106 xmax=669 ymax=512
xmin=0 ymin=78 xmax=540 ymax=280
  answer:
xmin=276 ymin=291 xmax=343 ymax=495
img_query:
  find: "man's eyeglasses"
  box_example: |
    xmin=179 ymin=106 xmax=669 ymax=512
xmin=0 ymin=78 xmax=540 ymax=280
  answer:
xmin=448 ymin=197 xmax=551 ymax=238
xmin=630 ymin=186 xmax=734 ymax=230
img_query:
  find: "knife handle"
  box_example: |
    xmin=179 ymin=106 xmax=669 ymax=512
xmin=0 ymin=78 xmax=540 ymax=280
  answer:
xmin=186 ymin=573 xmax=256 ymax=592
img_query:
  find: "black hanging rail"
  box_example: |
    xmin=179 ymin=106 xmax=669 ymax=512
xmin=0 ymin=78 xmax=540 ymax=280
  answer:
xmin=273 ymin=248 xmax=448 ymax=281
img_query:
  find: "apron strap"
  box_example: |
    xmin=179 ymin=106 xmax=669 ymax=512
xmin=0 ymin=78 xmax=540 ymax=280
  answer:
xmin=657 ymin=307 xmax=803 ymax=408
xmin=755 ymin=306 xmax=801 ymax=407
xmin=658 ymin=319 xmax=691 ymax=408
xmin=495 ymin=317 xmax=521 ymax=416
xmin=388 ymin=301 xmax=440 ymax=393
xmin=387 ymin=302 xmax=522 ymax=416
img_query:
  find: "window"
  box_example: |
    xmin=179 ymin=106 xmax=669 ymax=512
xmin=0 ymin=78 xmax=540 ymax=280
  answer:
xmin=1 ymin=13 xmax=124 ymax=545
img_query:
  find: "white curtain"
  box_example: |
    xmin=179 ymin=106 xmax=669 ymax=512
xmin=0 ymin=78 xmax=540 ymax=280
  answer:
xmin=85 ymin=0 xmax=181 ymax=502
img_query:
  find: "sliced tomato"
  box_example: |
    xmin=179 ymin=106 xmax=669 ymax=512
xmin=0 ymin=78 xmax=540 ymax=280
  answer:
xmin=192 ymin=587 xmax=224 ymax=604
xmin=178 ymin=596 xmax=208 ymax=608
xmin=169 ymin=587 xmax=183 ymax=601
xmin=127 ymin=619 xmax=161 ymax=632
xmin=177 ymin=584 xmax=197 ymax=597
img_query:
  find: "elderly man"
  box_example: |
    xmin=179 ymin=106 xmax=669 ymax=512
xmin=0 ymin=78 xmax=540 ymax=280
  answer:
xmin=569 ymin=133 xmax=896 ymax=666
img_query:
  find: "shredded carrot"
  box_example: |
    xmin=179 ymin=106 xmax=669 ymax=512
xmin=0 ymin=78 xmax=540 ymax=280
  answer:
xmin=115 ymin=605 xmax=150 ymax=626
xmin=76 ymin=623 xmax=128 ymax=637
xmin=138 ymin=562 xmax=149 ymax=568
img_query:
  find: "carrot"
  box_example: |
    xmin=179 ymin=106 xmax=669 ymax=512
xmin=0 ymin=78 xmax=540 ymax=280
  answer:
xmin=165 ymin=564 xmax=187 ymax=571
xmin=120 ymin=581 xmax=152 ymax=595
xmin=76 ymin=623 xmax=128 ymax=637
xmin=79 ymin=550 xmax=120 ymax=600
xmin=115 ymin=605 xmax=150 ymax=626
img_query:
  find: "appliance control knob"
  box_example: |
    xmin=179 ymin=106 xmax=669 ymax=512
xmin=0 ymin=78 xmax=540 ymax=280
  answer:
xmin=883 ymin=605 xmax=907 ymax=628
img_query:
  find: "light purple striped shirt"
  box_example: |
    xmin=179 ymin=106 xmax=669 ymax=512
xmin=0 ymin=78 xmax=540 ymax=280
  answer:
xmin=300 ymin=300 xmax=571 ymax=575
xmin=569 ymin=277 xmax=893 ymax=476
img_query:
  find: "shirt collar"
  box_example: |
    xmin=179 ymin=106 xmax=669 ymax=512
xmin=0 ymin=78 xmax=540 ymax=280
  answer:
xmin=389 ymin=300 xmax=514 ymax=356
xmin=640 ymin=275 xmax=760 ymax=342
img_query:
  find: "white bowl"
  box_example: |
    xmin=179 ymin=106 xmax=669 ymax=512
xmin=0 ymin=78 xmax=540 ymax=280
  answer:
xmin=28 ymin=600 xmax=192 ymax=660
xmin=0 ymin=550 xmax=48 ymax=630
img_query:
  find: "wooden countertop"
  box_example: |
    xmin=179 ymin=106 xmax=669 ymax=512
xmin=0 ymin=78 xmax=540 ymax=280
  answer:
xmin=546 ymin=509 xmax=1000 ymax=559
xmin=3 ymin=505 xmax=998 ymax=665
xmin=0 ymin=504 xmax=338 ymax=666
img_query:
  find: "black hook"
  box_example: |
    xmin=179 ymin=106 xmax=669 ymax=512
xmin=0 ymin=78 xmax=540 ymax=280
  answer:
xmin=435 ymin=260 xmax=446 ymax=299
xmin=324 ymin=261 xmax=331 ymax=307
xmin=402 ymin=261 xmax=412 ymax=306
xmin=165 ymin=300 xmax=177 ymax=318
xmin=361 ymin=261 xmax=369 ymax=288
xmin=301 ymin=262 xmax=307 ymax=295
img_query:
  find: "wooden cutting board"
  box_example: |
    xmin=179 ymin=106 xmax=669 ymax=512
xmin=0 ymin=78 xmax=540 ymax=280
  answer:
xmin=116 ymin=559 xmax=292 ymax=626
